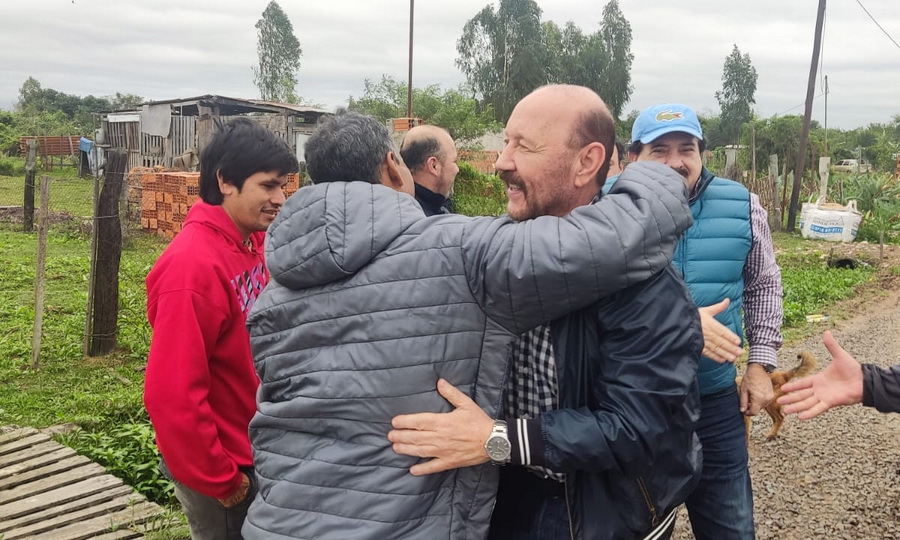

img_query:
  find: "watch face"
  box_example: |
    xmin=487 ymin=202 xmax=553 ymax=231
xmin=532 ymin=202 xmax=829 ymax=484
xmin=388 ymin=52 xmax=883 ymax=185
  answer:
xmin=486 ymin=435 xmax=511 ymax=461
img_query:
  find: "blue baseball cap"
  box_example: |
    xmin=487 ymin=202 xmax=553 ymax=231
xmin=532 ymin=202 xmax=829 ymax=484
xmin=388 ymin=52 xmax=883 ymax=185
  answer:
xmin=631 ymin=104 xmax=703 ymax=144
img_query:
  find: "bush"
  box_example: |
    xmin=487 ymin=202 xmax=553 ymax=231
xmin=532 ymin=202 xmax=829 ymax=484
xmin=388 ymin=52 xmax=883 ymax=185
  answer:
xmin=453 ymin=161 xmax=507 ymax=217
xmin=0 ymin=156 xmax=25 ymax=176
xmin=57 ymin=420 xmax=175 ymax=505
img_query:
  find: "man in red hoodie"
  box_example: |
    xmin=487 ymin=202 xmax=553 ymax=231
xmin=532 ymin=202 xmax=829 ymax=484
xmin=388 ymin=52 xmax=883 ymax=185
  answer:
xmin=143 ymin=117 xmax=298 ymax=539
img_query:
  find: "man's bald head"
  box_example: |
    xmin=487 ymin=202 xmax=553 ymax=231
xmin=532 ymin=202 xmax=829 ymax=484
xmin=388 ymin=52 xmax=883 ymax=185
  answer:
xmin=518 ymin=85 xmax=616 ymax=185
xmin=496 ymin=85 xmax=616 ymax=221
xmin=400 ymin=125 xmax=459 ymax=197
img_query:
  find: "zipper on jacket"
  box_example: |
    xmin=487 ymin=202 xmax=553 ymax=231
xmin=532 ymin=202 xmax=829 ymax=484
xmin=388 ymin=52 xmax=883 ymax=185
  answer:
xmin=636 ymin=477 xmax=660 ymax=527
xmin=564 ymin=478 xmax=576 ymax=540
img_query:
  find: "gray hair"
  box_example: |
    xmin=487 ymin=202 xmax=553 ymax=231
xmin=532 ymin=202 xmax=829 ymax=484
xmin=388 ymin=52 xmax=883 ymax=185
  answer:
xmin=305 ymin=112 xmax=396 ymax=185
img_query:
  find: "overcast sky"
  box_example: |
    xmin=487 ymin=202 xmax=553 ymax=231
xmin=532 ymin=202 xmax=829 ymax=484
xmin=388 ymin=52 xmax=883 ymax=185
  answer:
xmin=2 ymin=0 xmax=898 ymax=130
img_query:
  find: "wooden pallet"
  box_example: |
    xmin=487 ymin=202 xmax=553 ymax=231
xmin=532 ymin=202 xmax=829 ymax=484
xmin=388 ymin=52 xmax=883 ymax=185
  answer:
xmin=0 ymin=427 xmax=167 ymax=539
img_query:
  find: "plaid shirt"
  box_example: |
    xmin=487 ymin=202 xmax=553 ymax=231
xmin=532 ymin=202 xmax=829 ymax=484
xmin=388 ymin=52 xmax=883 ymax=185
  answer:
xmin=505 ymin=324 xmax=564 ymax=481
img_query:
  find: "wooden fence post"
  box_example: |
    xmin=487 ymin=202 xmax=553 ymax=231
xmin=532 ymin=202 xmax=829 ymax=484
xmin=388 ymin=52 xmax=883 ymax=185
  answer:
xmin=88 ymin=149 xmax=126 ymax=356
xmin=24 ymin=140 xmax=38 ymax=232
xmin=769 ymin=154 xmax=781 ymax=232
xmin=31 ymin=175 xmax=51 ymax=369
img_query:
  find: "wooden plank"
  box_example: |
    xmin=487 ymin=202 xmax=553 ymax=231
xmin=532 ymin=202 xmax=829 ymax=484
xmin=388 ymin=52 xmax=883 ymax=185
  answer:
xmin=37 ymin=501 xmax=162 ymax=540
xmin=0 ymin=427 xmax=39 ymax=446
xmin=0 ymin=461 xmax=106 ymax=505
xmin=2 ymin=492 xmax=146 ymax=538
xmin=0 ymin=432 xmax=51 ymax=457
xmin=0 ymin=446 xmax=76 ymax=482
xmin=0 ymin=484 xmax=134 ymax=534
xmin=0 ymin=454 xmax=91 ymax=490
xmin=0 ymin=440 xmax=73 ymax=468
xmin=0 ymin=472 xmax=122 ymax=520
xmin=89 ymin=531 xmax=145 ymax=540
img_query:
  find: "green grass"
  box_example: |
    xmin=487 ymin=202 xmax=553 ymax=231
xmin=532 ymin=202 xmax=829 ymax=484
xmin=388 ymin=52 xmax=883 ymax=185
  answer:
xmin=0 ymin=228 xmax=164 ymax=427
xmin=0 ymin=170 xmax=96 ymax=218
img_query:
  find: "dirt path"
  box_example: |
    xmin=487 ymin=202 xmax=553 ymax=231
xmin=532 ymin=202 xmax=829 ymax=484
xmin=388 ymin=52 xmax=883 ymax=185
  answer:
xmin=674 ymin=259 xmax=900 ymax=539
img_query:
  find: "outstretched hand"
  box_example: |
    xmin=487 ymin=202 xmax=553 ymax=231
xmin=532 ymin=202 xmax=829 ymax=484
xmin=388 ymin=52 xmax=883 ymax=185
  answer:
xmin=777 ymin=331 xmax=864 ymax=419
xmin=388 ymin=379 xmax=494 ymax=476
xmin=699 ymin=299 xmax=744 ymax=363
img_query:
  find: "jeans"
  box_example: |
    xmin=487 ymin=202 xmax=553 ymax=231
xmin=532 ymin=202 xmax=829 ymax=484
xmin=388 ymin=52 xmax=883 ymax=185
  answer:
xmin=161 ymin=460 xmax=257 ymax=540
xmin=489 ymin=467 xmax=571 ymax=540
xmin=685 ymin=386 xmax=755 ymax=540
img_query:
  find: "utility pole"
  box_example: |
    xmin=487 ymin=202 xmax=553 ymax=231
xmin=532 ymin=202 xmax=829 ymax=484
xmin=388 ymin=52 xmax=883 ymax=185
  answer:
xmin=787 ymin=0 xmax=826 ymax=232
xmin=406 ymin=0 xmax=414 ymax=118
xmin=824 ymin=75 xmax=829 ymax=155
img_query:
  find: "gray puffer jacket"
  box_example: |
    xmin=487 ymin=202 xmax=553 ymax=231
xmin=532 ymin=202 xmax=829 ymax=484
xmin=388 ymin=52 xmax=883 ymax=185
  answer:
xmin=243 ymin=162 xmax=691 ymax=540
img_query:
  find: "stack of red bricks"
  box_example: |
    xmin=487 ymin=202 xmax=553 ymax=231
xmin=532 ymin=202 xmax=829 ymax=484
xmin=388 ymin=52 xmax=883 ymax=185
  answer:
xmin=139 ymin=172 xmax=300 ymax=239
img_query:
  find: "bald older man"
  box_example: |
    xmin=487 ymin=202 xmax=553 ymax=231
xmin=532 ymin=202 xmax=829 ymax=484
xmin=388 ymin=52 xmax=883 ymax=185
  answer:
xmin=390 ymin=85 xmax=702 ymax=540
xmin=400 ymin=125 xmax=459 ymax=216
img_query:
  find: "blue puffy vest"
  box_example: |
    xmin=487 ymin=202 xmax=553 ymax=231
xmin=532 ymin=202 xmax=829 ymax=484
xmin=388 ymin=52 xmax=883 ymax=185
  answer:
xmin=673 ymin=170 xmax=751 ymax=395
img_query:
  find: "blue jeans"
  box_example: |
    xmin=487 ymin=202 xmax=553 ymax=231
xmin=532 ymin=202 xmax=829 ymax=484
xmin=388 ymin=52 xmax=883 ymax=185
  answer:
xmin=685 ymin=386 xmax=755 ymax=540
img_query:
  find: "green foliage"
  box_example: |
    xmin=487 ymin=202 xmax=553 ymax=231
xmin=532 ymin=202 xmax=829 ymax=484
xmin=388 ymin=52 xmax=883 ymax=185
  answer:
xmin=15 ymin=77 xmax=142 ymax=136
xmin=0 ymin=156 xmax=25 ymax=176
xmin=778 ymin=251 xmax=874 ymax=327
xmin=453 ymin=161 xmax=507 ymax=216
xmin=347 ymin=75 xmax=500 ymax=142
xmin=837 ymin=173 xmax=900 ymax=244
xmin=58 ymin=420 xmax=175 ymax=505
xmin=458 ymin=0 xmax=635 ymax=122
xmin=457 ymin=0 xmax=548 ymax=123
xmin=716 ymin=45 xmax=758 ymax=145
xmin=253 ymin=1 xmax=302 ymax=103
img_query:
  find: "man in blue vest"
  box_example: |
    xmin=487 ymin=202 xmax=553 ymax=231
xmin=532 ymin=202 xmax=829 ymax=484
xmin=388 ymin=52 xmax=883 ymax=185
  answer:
xmin=629 ymin=103 xmax=784 ymax=539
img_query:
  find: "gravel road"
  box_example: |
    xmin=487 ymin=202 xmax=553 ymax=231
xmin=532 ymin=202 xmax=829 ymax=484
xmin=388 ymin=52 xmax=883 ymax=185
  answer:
xmin=673 ymin=284 xmax=900 ymax=539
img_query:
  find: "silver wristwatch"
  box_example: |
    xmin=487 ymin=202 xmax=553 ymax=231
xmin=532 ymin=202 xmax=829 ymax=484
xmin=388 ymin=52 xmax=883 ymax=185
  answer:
xmin=484 ymin=420 xmax=511 ymax=465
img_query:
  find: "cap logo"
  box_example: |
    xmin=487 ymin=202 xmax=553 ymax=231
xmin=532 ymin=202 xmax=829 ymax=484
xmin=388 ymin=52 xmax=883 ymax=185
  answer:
xmin=655 ymin=110 xmax=684 ymax=122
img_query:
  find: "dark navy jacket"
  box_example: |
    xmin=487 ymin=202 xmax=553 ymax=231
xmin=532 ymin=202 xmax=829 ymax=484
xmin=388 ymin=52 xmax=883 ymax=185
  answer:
xmin=524 ymin=266 xmax=703 ymax=539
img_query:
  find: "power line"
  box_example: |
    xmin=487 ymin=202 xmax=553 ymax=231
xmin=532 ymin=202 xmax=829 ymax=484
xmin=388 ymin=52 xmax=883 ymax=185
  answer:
xmin=775 ymin=92 xmax=826 ymax=116
xmin=854 ymin=0 xmax=900 ymax=50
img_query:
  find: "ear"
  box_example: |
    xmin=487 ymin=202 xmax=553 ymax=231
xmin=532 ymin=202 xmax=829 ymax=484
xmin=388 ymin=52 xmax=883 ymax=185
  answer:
xmin=628 ymin=151 xmax=640 ymax=162
xmin=379 ymin=151 xmax=407 ymax=192
xmin=217 ymin=170 xmax=236 ymax=197
xmin=573 ymin=142 xmax=606 ymax=188
xmin=426 ymin=155 xmax=440 ymax=175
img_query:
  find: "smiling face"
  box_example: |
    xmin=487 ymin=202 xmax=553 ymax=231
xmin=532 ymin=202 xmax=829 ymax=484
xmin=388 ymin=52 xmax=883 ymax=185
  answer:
xmin=633 ymin=131 xmax=704 ymax=190
xmin=495 ymin=92 xmax=585 ymax=221
xmin=218 ymin=170 xmax=289 ymax=239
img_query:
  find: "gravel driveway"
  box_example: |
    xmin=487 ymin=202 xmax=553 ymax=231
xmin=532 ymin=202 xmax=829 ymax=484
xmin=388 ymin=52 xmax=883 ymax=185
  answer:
xmin=674 ymin=284 xmax=900 ymax=539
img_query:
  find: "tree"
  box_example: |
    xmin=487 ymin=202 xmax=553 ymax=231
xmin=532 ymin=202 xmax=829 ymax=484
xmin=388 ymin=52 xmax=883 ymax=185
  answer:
xmin=596 ymin=0 xmax=634 ymax=120
xmin=253 ymin=1 xmax=302 ymax=103
xmin=458 ymin=0 xmax=634 ymax=122
xmin=716 ymin=45 xmax=758 ymax=144
xmin=456 ymin=0 xmax=548 ymax=122
xmin=347 ymin=76 xmax=499 ymax=142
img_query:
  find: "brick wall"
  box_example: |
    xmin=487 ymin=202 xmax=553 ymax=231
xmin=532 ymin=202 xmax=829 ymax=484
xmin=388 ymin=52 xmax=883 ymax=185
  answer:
xmin=134 ymin=171 xmax=300 ymax=239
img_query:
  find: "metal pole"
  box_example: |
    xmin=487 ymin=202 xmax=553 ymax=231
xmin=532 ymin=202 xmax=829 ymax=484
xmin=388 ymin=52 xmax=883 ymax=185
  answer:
xmin=407 ymin=0 xmax=414 ymax=119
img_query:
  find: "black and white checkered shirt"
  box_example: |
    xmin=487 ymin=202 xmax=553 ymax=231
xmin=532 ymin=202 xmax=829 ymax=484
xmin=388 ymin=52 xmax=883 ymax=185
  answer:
xmin=505 ymin=324 xmax=565 ymax=482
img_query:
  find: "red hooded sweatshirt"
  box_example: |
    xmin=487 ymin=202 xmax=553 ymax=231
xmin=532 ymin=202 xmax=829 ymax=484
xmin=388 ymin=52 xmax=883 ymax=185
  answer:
xmin=144 ymin=201 xmax=267 ymax=499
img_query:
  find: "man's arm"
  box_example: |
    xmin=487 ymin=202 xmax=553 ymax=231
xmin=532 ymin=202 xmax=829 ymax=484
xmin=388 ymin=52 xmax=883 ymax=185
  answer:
xmin=390 ymin=268 xmax=702 ymax=476
xmin=739 ymin=194 xmax=783 ymax=414
xmin=463 ymin=161 xmax=691 ymax=335
xmin=143 ymin=289 xmax=245 ymax=499
xmin=507 ymin=268 xmax=701 ymax=475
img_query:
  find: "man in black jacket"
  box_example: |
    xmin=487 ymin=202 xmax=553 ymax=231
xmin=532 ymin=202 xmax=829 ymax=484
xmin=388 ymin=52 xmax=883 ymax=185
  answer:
xmin=389 ymin=85 xmax=702 ymax=540
xmin=400 ymin=125 xmax=459 ymax=216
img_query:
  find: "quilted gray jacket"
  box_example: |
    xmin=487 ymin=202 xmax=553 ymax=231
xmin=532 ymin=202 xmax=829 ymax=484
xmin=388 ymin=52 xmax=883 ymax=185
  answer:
xmin=243 ymin=162 xmax=691 ymax=540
